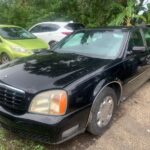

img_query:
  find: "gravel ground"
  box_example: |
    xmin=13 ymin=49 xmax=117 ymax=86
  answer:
xmin=0 ymin=82 xmax=150 ymax=150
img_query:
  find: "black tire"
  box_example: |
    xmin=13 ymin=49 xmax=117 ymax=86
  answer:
xmin=1 ymin=53 xmax=10 ymax=64
xmin=87 ymin=87 xmax=117 ymax=136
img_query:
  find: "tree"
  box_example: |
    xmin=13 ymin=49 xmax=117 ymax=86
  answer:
xmin=0 ymin=0 xmax=149 ymax=28
xmin=109 ymin=0 xmax=146 ymax=26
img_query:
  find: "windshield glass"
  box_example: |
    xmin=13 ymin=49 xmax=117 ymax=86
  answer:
xmin=0 ymin=27 xmax=36 ymax=40
xmin=53 ymin=29 xmax=127 ymax=59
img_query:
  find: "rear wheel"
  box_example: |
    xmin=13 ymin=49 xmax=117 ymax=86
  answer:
xmin=1 ymin=53 xmax=10 ymax=64
xmin=87 ymin=87 xmax=117 ymax=135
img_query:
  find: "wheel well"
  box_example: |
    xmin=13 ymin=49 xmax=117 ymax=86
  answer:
xmin=0 ymin=52 xmax=6 ymax=57
xmin=86 ymin=82 xmax=122 ymax=128
xmin=1 ymin=52 xmax=8 ymax=55
xmin=107 ymin=82 xmax=122 ymax=102
xmin=0 ymin=52 xmax=11 ymax=61
xmin=1 ymin=52 xmax=5 ymax=55
xmin=1 ymin=52 xmax=9 ymax=57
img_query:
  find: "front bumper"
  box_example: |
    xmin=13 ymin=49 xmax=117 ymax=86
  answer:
xmin=0 ymin=105 xmax=91 ymax=144
xmin=6 ymin=51 xmax=32 ymax=61
xmin=11 ymin=51 xmax=32 ymax=59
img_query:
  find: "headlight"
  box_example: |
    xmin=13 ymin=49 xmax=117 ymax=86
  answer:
xmin=29 ymin=90 xmax=67 ymax=115
xmin=10 ymin=46 xmax=29 ymax=53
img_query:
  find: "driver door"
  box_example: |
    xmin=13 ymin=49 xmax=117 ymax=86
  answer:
xmin=122 ymin=29 xmax=149 ymax=98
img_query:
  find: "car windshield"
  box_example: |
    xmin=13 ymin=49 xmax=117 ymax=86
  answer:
xmin=0 ymin=27 xmax=36 ymax=40
xmin=53 ymin=29 xmax=127 ymax=59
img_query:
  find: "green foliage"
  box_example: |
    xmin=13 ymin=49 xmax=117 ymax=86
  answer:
xmin=0 ymin=0 xmax=62 ymax=28
xmin=109 ymin=0 xmax=147 ymax=26
xmin=0 ymin=0 xmax=149 ymax=28
xmin=144 ymin=3 xmax=150 ymax=24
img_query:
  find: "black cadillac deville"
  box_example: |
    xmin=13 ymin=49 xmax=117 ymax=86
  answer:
xmin=0 ymin=26 xmax=150 ymax=144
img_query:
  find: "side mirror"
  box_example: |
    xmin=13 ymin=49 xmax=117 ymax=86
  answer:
xmin=50 ymin=41 xmax=57 ymax=49
xmin=132 ymin=46 xmax=146 ymax=53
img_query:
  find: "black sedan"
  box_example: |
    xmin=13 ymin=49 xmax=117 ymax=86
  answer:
xmin=0 ymin=26 xmax=150 ymax=144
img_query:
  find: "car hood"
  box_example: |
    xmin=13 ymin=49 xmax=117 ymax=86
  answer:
xmin=0 ymin=52 xmax=114 ymax=94
xmin=5 ymin=38 xmax=48 ymax=50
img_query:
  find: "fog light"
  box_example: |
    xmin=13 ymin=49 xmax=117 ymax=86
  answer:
xmin=62 ymin=125 xmax=79 ymax=138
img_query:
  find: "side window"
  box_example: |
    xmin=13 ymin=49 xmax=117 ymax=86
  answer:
xmin=30 ymin=25 xmax=42 ymax=33
xmin=143 ymin=28 xmax=150 ymax=47
xmin=30 ymin=24 xmax=60 ymax=33
xmin=40 ymin=24 xmax=59 ymax=32
xmin=128 ymin=30 xmax=144 ymax=51
xmin=65 ymin=23 xmax=85 ymax=30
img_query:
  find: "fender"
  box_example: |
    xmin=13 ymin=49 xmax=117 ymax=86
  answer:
xmin=93 ymin=78 xmax=123 ymax=103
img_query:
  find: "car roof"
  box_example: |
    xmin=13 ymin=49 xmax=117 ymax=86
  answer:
xmin=31 ymin=21 xmax=85 ymax=27
xmin=89 ymin=26 xmax=135 ymax=29
xmin=34 ymin=21 xmax=73 ymax=26
xmin=0 ymin=24 xmax=21 ymax=28
xmin=146 ymin=24 xmax=150 ymax=27
xmin=77 ymin=26 xmax=149 ymax=32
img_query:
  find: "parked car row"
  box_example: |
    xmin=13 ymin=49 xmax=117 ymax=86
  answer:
xmin=0 ymin=25 xmax=150 ymax=144
xmin=0 ymin=22 xmax=85 ymax=64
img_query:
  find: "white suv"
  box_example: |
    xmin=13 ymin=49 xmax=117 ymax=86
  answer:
xmin=29 ymin=21 xmax=84 ymax=47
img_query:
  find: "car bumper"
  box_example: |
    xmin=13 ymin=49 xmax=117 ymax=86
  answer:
xmin=12 ymin=52 xmax=32 ymax=59
xmin=0 ymin=105 xmax=91 ymax=144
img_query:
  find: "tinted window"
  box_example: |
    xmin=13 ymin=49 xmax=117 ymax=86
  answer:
xmin=128 ymin=30 xmax=144 ymax=50
xmin=53 ymin=30 xmax=127 ymax=59
xmin=30 ymin=25 xmax=41 ymax=33
xmin=30 ymin=24 xmax=60 ymax=33
xmin=143 ymin=28 xmax=150 ymax=47
xmin=0 ymin=27 xmax=36 ymax=40
xmin=65 ymin=23 xmax=84 ymax=31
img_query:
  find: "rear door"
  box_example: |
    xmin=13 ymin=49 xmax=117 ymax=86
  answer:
xmin=122 ymin=28 xmax=150 ymax=98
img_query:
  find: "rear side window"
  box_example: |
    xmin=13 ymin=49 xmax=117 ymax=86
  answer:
xmin=30 ymin=25 xmax=41 ymax=33
xmin=30 ymin=24 xmax=60 ymax=33
xmin=143 ymin=28 xmax=150 ymax=47
xmin=65 ymin=23 xmax=84 ymax=31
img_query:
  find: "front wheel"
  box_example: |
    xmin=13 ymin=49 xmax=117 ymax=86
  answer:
xmin=87 ymin=87 xmax=117 ymax=135
xmin=1 ymin=53 xmax=10 ymax=64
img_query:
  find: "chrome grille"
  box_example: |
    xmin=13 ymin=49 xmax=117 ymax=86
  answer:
xmin=0 ymin=83 xmax=26 ymax=111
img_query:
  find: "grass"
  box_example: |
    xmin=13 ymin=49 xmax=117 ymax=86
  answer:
xmin=0 ymin=127 xmax=45 ymax=150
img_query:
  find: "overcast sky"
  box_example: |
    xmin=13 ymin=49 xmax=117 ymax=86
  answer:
xmin=144 ymin=0 xmax=150 ymax=4
xmin=138 ymin=0 xmax=150 ymax=14
xmin=137 ymin=0 xmax=150 ymax=5
xmin=143 ymin=0 xmax=150 ymax=6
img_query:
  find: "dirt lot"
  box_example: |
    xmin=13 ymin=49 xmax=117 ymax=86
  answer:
xmin=0 ymin=82 xmax=150 ymax=150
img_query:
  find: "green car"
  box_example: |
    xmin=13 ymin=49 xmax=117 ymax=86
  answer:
xmin=0 ymin=25 xmax=49 ymax=64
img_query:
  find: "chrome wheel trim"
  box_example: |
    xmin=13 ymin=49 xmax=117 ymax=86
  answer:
xmin=1 ymin=54 xmax=9 ymax=64
xmin=97 ymin=96 xmax=114 ymax=128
